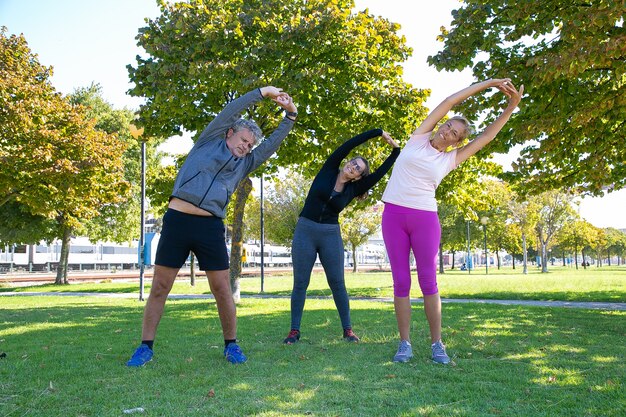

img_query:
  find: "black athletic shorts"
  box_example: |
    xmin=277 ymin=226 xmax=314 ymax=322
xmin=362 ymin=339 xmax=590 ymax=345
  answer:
xmin=154 ymin=208 xmax=229 ymax=271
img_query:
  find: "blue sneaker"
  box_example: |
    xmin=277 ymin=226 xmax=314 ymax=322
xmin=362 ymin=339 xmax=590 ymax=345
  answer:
xmin=224 ymin=343 xmax=247 ymax=364
xmin=431 ymin=340 xmax=451 ymax=364
xmin=126 ymin=344 xmax=153 ymax=367
xmin=393 ymin=340 xmax=413 ymax=363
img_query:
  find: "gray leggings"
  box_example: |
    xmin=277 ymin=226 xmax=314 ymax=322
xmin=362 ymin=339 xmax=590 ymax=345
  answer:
xmin=290 ymin=217 xmax=352 ymax=331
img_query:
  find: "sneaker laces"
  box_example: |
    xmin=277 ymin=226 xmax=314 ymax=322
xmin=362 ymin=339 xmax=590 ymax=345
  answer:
xmin=398 ymin=341 xmax=411 ymax=354
xmin=134 ymin=344 xmax=151 ymax=357
xmin=227 ymin=343 xmax=242 ymax=354
xmin=432 ymin=341 xmax=447 ymax=357
xmin=287 ymin=329 xmax=300 ymax=339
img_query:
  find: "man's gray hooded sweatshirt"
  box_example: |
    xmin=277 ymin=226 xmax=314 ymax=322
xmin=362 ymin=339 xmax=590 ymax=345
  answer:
xmin=170 ymin=88 xmax=294 ymax=218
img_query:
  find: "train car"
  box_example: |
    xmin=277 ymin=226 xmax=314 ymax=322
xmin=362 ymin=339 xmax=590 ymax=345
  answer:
xmin=243 ymin=244 xmax=292 ymax=267
xmin=0 ymin=237 xmax=141 ymax=272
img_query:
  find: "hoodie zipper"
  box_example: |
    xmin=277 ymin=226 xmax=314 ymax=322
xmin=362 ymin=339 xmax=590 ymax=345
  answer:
xmin=199 ymin=155 xmax=234 ymax=206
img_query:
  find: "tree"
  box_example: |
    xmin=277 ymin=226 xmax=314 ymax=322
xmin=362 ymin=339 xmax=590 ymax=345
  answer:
xmin=532 ymin=190 xmax=575 ymax=272
xmin=69 ymin=84 xmax=163 ymax=244
xmin=0 ymin=28 xmax=75 ymax=215
xmin=501 ymin=223 xmax=523 ymax=269
xmin=0 ymin=28 xmax=130 ymax=284
xmin=340 ymin=204 xmax=381 ymax=273
xmin=128 ymin=0 xmax=427 ymax=296
xmin=508 ymin=190 xmax=540 ymax=273
xmin=259 ymin=172 xmax=310 ymax=246
xmin=429 ymin=1 xmax=626 ymax=196
xmin=439 ymin=200 xmax=477 ymax=273
xmin=604 ymin=227 xmax=626 ymax=266
xmin=479 ymin=180 xmax=514 ymax=270
xmin=558 ymin=218 xmax=598 ymax=269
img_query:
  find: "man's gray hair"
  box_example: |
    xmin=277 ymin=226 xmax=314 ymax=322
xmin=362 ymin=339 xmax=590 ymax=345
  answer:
xmin=232 ymin=118 xmax=263 ymax=146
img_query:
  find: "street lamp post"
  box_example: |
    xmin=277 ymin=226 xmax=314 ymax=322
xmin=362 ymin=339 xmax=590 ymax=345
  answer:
xmin=480 ymin=216 xmax=489 ymax=275
xmin=260 ymin=175 xmax=265 ymax=293
xmin=466 ymin=220 xmax=471 ymax=274
xmin=129 ymin=124 xmax=146 ymax=301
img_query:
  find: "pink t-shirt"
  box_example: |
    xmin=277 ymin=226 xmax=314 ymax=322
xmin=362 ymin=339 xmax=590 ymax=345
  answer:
xmin=382 ymin=132 xmax=457 ymax=212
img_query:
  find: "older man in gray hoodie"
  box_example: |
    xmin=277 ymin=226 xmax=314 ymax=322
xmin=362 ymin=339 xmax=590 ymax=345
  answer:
xmin=127 ymin=86 xmax=297 ymax=366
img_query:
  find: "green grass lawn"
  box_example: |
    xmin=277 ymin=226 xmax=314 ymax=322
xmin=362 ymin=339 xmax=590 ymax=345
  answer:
xmin=0 ymin=295 xmax=624 ymax=416
xmin=3 ymin=265 xmax=625 ymax=303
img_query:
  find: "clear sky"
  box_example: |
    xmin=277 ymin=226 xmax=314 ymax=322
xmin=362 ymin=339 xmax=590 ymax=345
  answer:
xmin=2 ymin=0 xmax=624 ymax=229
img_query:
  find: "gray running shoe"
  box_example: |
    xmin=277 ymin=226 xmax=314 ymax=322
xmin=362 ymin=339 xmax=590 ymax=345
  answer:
xmin=393 ymin=340 xmax=413 ymax=363
xmin=431 ymin=340 xmax=451 ymax=364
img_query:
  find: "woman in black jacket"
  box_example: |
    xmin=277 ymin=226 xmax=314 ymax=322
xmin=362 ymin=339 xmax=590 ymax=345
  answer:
xmin=284 ymin=129 xmax=399 ymax=344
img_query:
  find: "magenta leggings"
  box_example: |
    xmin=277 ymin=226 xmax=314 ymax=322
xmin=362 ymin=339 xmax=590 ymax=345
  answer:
xmin=382 ymin=202 xmax=441 ymax=297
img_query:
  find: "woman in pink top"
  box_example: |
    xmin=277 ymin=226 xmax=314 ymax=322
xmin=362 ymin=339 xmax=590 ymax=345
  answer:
xmin=381 ymin=79 xmax=524 ymax=364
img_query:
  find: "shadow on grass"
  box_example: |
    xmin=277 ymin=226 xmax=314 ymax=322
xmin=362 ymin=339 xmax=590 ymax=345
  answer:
xmin=0 ymin=296 xmax=624 ymax=416
xmin=241 ymin=285 xmax=394 ymax=298
xmin=446 ymin=290 xmax=626 ymax=303
xmin=0 ymin=283 xmax=150 ymax=294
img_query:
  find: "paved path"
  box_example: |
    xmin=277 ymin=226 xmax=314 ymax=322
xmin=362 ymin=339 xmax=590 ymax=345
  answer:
xmin=1 ymin=291 xmax=624 ymax=311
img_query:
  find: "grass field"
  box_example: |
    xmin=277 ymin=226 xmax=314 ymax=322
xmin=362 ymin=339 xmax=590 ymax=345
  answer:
xmin=3 ymin=265 xmax=625 ymax=303
xmin=0 ymin=295 xmax=624 ymax=416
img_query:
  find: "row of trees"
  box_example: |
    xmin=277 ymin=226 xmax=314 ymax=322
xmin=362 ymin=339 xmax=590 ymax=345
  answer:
xmin=2 ymin=0 xmax=625 ymax=290
xmin=244 ymin=172 xmax=626 ymax=273
xmin=438 ymin=181 xmax=626 ymax=273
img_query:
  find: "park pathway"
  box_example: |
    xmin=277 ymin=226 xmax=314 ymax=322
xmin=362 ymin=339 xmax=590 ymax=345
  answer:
xmin=1 ymin=291 xmax=625 ymax=311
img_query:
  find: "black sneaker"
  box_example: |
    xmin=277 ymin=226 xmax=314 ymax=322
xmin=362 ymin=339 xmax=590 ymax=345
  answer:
xmin=343 ymin=328 xmax=360 ymax=342
xmin=283 ymin=329 xmax=300 ymax=344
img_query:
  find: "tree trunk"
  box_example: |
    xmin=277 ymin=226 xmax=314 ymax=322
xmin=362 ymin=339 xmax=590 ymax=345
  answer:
xmin=190 ymin=252 xmax=196 ymax=286
xmin=512 ymin=254 xmax=516 ymax=270
xmin=541 ymin=240 xmax=548 ymax=273
xmin=451 ymin=251 xmax=455 ymax=270
xmin=55 ymin=226 xmax=72 ymax=285
xmin=496 ymin=250 xmax=501 ymax=269
xmin=607 ymin=249 xmax=611 ymax=266
xmin=574 ymin=244 xmax=579 ymax=270
xmin=352 ymin=245 xmax=357 ymax=273
xmin=522 ymin=234 xmax=528 ymax=274
xmin=229 ymin=176 xmax=253 ymax=303
xmin=582 ymin=250 xmax=587 ymax=269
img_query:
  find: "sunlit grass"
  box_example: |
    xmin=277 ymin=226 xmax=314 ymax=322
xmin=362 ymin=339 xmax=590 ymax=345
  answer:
xmin=0 ymin=295 xmax=624 ymax=416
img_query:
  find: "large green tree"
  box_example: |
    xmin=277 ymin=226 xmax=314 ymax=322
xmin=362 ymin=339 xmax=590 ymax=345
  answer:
xmin=0 ymin=28 xmax=130 ymax=283
xmin=128 ymin=0 xmax=428 ymax=295
xmin=429 ymin=1 xmax=626 ymax=196
xmin=0 ymin=27 xmax=75 ymax=215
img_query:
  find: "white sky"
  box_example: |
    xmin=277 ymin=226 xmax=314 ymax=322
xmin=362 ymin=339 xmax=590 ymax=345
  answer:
xmin=2 ymin=0 xmax=624 ymax=229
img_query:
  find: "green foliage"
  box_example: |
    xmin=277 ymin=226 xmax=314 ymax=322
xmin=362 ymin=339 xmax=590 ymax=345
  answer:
xmin=68 ymin=84 xmax=154 ymax=243
xmin=244 ymin=172 xmax=310 ymax=246
xmin=147 ymin=161 xmax=180 ymax=220
xmin=437 ymin=155 xmax=501 ymax=217
xmin=340 ymin=204 xmax=381 ymax=272
xmin=532 ymin=190 xmax=576 ymax=272
xmin=0 ymin=28 xmax=132 ymax=283
xmin=128 ymin=0 xmax=427 ymax=189
xmin=0 ymin=29 xmax=129 ymax=230
xmin=429 ymin=1 xmax=626 ymax=195
xmin=0 ymin=201 xmax=57 ymax=246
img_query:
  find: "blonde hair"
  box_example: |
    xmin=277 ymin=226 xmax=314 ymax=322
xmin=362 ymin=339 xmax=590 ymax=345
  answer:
xmin=448 ymin=115 xmax=474 ymax=141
